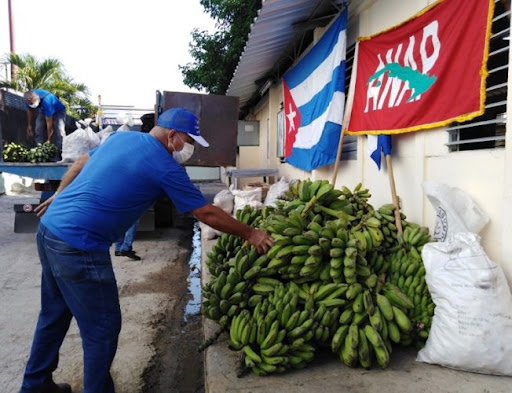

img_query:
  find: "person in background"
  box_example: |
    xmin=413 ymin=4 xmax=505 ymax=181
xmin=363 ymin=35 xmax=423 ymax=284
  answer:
xmin=115 ymin=220 xmax=141 ymax=260
xmin=19 ymin=107 xmax=273 ymax=393
xmin=24 ymin=90 xmax=66 ymax=160
xmin=113 ymin=115 xmax=141 ymax=261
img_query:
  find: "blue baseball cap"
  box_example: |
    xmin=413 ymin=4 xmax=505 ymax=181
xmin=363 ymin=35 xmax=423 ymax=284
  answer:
xmin=156 ymin=108 xmax=209 ymax=147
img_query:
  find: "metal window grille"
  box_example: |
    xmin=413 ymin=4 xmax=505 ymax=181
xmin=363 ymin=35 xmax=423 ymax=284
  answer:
xmin=447 ymin=0 xmax=510 ymax=151
xmin=342 ymin=43 xmax=358 ymax=160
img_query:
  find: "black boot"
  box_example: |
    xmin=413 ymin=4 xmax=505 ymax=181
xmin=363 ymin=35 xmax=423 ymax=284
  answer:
xmin=42 ymin=382 xmax=72 ymax=393
xmin=115 ymin=250 xmax=141 ymax=260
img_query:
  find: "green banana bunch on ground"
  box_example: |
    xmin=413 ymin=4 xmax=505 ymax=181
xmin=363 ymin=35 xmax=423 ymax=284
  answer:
xmin=330 ymin=283 xmax=414 ymax=369
xmin=387 ymin=243 xmax=435 ymax=348
xmin=234 ymin=283 xmax=318 ymax=375
xmin=201 ymin=181 xmax=437 ymax=374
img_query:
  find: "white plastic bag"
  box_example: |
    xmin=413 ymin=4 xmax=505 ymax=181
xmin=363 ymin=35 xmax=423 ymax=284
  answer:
xmin=117 ymin=113 xmax=135 ymax=131
xmin=200 ymin=189 xmax=234 ymax=240
xmin=200 ymin=221 xmax=222 ymax=240
xmin=417 ymin=232 xmax=512 ymax=376
xmin=422 ymin=180 xmax=489 ymax=241
xmin=60 ymin=122 xmax=101 ymax=162
xmin=231 ymin=186 xmax=262 ymax=214
xmin=213 ymin=189 xmax=234 ymax=215
xmin=96 ymin=125 xmax=114 ymax=145
xmin=264 ymin=177 xmax=290 ymax=207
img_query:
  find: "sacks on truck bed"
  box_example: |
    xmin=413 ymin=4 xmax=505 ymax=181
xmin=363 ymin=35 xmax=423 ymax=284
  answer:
xmin=60 ymin=121 xmax=100 ymax=162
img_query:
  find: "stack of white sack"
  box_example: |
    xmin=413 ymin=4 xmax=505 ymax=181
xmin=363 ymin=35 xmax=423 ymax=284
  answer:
xmin=60 ymin=119 xmax=100 ymax=163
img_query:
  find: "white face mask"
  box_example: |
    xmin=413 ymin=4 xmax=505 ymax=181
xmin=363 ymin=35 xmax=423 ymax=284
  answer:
xmin=171 ymin=133 xmax=195 ymax=164
xmin=28 ymin=99 xmax=40 ymax=109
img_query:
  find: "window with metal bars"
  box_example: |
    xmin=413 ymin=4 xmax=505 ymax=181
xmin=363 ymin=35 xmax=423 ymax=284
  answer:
xmin=341 ymin=43 xmax=358 ymax=160
xmin=447 ymin=0 xmax=510 ymax=151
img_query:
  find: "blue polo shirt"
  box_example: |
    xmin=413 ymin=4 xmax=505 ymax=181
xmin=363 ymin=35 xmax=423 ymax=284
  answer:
xmin=26 ymin=89 xmax=66 ymax=117
xmin=41 ymin=132 xmax=208 ymax=251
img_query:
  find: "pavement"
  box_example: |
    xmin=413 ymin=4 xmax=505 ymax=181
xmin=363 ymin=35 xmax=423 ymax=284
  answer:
xmin=200 ymin=238 xmax=512 ymax=393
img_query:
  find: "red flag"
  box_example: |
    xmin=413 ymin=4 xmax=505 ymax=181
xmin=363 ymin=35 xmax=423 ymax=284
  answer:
xmin=345 ymin=0 xmax=494 ymax=135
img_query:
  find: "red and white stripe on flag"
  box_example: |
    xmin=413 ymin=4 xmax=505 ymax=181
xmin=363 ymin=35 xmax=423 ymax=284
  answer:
xmin=345 ymin=0 xmax=494 ymax=135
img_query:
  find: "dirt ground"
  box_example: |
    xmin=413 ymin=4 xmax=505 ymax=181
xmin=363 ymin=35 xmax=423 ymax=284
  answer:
xmin=0 ymin=191 xmax=205 ymax=393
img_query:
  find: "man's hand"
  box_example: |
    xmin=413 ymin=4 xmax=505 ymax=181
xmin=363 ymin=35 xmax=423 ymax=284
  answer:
xmin=26 ymin=125 xmax=34 ymax=139
xmin=34 ymin=194 xmax=57 ymax=217
xmin=247 ymin=228 xmax=274 ymax=254
xmin=35 ymin=153 xmax=90 ymax=218
xmin=192 ymin=204 xmax=274 ymax=253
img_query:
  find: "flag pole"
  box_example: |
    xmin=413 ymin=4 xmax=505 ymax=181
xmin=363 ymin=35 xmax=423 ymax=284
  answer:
xmin=332 ymin=40 xmax=359 ymax=185
xmin=385 ymin=154 xmax=403 ymax=235
xmin=331 ymin=128 xmax=345 ymax=185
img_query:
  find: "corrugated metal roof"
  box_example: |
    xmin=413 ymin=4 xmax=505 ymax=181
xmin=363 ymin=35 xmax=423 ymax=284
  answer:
xmin=226 ymin=0 xmax=345 ymax=110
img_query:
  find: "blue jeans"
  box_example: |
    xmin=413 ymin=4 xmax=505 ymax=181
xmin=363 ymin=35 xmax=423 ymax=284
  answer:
xmin=35 ymin=110 xmax=66 ymax=158
xmin=20 ymin=224 xmax=121 ymax=393
xmin=115 ymin=220 xmax=139 ymax=252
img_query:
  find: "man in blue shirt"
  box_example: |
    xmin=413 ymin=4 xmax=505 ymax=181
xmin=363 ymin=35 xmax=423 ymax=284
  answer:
xmin=24 ymin=89 xmax=67 ymax=158
xmin=19 ymin=108 xmax=274 ymax=393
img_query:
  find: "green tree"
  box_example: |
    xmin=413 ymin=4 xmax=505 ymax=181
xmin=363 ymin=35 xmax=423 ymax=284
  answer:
xmin=0 ymin=53 xmax=97 ymax=119
xmin=180 ymin=0 xmax=262 ymax=94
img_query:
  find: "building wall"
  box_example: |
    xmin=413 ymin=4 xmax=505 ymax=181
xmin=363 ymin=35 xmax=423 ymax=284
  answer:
xmin=237 ymin=0 xmax=512 ymax=283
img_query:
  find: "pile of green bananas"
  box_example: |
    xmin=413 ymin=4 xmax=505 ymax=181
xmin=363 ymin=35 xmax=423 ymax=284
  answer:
xmin=26 ymin=142 xmax=58 ymax=163
xmin=202 ymin=180 xmax=435 ymax=375
xmin=2 ymin=142 xmax=29 ymax=162
xmin=3 ymin=141 xmax=57 ymax=163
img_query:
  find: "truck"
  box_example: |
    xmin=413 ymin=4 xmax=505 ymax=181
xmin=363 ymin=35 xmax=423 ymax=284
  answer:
xmin=0 ymin=89 xmax=240 ymax=232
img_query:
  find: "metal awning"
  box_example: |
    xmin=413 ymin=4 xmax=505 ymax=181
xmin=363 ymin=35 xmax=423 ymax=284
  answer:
xmin=226 ymin=0 xmax=346 ymax=111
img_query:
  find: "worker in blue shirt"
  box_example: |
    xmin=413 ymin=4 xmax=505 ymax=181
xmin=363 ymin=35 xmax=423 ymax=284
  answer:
xmin=24 ymin=89 xmax=66 ymax=158
xmin=18 ymin=107 xmax=273 ymax=393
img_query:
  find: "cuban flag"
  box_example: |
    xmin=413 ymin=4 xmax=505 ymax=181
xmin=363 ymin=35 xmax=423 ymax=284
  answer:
xmin=367 ymin=134 xmax=392 ymax=170
xmin=283 ymin=9 xmax=347 ymax=171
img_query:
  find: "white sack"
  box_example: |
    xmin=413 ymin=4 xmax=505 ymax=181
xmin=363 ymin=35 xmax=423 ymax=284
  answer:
xmin=417 ymin=232 xmax=512 ymax=376
xmin=200 ymin=189 xmax=234 ymax=240
xmin=60 ymin=122 xmax=100 ymax=163
xmin=96 ymin=126 xmax=114 ymax=144
xmin=200 ymin=221 xmax=222 ymax=240
xmin=116 ymin=113 xmax=135 ymax=131
xmin=422 ymin=180 xmax=489 ymax=241
xmin=231 ymin=186 xmax=262 ymax=214
xmin=213 ymin=189 xmax=234 ymax=214
xmin=264 ymin=177 xmax=290 ymax=207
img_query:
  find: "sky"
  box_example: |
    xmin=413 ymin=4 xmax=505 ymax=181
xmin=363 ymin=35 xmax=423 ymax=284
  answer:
xmin=0 ymin=0 xmax=217 ymax=109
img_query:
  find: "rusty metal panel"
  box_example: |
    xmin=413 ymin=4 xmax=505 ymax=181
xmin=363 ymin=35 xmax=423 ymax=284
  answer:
xmin=161 ymin=91 xmax=239 ymax=167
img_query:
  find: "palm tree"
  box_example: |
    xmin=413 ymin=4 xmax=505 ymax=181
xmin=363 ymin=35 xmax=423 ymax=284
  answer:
xmin=0 ymin=53 xmax=97 ymax=119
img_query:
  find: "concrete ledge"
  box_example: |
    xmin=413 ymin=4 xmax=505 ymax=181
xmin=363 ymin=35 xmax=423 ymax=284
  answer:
xmin=200 ymin=235 xmax=511 ymax=393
